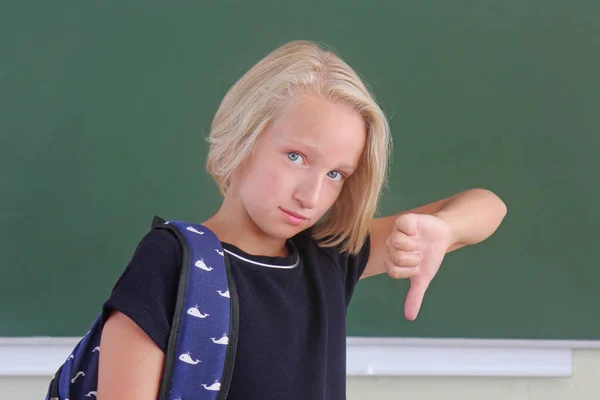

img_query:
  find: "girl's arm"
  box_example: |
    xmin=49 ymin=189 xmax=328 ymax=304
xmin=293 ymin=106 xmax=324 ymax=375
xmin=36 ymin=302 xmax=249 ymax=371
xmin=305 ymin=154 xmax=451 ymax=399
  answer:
xmin=361 ymin=188 xmax=507 ymax=320
xmin=97 ymin=311 xmax=165 ymax=399
xmin=363 ymin=188 xmax=507 ymax=279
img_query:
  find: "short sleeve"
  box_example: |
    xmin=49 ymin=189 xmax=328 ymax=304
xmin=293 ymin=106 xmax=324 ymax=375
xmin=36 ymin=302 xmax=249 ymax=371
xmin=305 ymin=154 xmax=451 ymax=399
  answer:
xmin=342 ymin=235 xmax=371 ymax=306
xmin=316 ymin=234 xmax=371 ymax=307
xmin=102 ymin=228 xmax=182 ymax=352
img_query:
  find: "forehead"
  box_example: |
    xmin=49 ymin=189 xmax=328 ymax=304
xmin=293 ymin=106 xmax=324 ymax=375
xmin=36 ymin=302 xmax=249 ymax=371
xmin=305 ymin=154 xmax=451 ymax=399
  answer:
xmin=269 ymin=95 xmax=367 ymax=166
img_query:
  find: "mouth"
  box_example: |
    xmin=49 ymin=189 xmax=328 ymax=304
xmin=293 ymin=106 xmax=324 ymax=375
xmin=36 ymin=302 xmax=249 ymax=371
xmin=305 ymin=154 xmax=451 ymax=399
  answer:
xmin=280 ymin=207 xmax=309 ymax=221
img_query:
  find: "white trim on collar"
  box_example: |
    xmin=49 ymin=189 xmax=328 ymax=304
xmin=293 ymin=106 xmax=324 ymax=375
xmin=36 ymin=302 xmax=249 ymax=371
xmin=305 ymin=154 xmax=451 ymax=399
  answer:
xmin=222 ymin=247 xmax=300 ymax=269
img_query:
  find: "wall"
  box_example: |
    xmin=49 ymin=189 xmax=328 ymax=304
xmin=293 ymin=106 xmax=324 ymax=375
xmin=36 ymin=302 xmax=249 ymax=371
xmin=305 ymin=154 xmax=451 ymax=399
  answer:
xmin=3 ymin=348 xmax=599 ymax=399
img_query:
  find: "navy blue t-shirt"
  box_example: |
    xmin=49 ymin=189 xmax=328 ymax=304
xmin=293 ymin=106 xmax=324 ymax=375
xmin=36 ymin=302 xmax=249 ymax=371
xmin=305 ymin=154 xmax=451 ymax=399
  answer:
xmin=102 ymin=227 xmax=370 ymax=400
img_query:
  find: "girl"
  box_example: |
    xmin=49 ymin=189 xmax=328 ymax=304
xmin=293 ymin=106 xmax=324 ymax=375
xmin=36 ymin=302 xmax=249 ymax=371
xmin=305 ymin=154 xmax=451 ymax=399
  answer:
xmin=97 ymin=40 xmax=507 ymax=399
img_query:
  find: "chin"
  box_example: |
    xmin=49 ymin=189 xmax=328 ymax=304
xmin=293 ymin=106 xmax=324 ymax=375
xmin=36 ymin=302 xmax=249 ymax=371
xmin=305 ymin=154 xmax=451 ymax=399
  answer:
xmin=264 ymin=225 xmax=301 ymax=240
xmin=254 ymin=219 xmax=303 ymax=240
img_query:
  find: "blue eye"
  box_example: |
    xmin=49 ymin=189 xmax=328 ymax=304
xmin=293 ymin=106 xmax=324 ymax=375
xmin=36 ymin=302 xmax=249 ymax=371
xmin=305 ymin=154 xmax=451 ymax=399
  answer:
xmin=328 ymin=171 xmax=344 ymax=181
xmin=287 ymin=152 xmax=304 ymax=164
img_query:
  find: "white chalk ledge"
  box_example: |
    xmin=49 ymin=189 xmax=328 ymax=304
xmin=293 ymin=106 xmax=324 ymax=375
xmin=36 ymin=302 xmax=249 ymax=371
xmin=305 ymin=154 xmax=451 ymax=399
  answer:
xmin=2 ymin=336 xmax=600 ymax=377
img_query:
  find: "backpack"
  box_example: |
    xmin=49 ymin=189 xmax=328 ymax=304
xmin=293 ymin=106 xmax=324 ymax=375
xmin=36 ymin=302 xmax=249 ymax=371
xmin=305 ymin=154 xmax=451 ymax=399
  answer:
xmin=46 ymin=216 xmax=240 ymax=400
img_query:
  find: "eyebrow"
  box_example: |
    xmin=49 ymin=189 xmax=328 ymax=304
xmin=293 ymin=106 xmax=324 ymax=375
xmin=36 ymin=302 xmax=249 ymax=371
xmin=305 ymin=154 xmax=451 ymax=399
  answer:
xmin=338 ymin=163 xmax=357 ymax=172
xmin=285 ymin=137 xmax=318 ymax=149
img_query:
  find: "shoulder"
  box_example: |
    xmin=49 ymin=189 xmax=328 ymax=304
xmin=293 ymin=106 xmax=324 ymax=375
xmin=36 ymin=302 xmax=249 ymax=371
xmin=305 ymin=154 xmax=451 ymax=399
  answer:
xmin=111 ymin=228 xmax=182 ymax=287
xmin=293 ymin=229 xmax=371 ymax=303
xmin=102 ymin=227 xmax=184 ymax=351
xmin=137 ymin=227 xmax=182 ymax=259
xmin=294 ymin=228 xmax=370 ymax=265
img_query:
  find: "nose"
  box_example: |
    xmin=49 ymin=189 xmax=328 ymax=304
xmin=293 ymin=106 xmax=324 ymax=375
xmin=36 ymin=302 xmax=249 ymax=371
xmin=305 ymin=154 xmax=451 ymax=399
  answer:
xmin=293 ymin=173 xmax=323 ymax=210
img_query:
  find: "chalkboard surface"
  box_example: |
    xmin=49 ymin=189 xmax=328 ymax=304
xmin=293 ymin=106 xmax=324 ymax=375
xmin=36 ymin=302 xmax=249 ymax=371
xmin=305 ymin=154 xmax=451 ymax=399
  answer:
xmin=2 ymin=1 xmax=599 ymax=340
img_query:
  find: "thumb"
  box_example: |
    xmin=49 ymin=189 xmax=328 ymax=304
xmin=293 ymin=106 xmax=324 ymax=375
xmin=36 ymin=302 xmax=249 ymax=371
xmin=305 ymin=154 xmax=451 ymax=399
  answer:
xmin=404 ymin=276 xmax=431 ymax=321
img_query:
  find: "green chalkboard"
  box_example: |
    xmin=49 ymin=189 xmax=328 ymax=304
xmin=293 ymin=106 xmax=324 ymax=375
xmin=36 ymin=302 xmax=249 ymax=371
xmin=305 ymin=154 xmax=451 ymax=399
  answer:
xmin=2 ymin=0 xmax=599 ymax=340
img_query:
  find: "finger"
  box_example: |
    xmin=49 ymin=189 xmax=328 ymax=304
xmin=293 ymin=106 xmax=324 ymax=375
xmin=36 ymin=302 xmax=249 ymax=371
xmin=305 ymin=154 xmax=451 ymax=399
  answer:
xmin=404 ymin=276 xmax=432 ymax=321
xmin=395 ymin=213 xmax=419 ymax=236
xmin=386 ymin=237 xmax=422 ymax=267
xmin=385 ymin=259 xmax=419 ymax=279
xmin=390 ymin=250 xmax=422 ymax=268
xmin=388 ymin=233 xmax=420 ymax=252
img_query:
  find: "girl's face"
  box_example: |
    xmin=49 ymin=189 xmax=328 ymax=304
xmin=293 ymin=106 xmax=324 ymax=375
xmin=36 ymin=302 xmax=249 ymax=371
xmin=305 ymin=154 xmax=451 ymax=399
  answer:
xmin=229 ymin=94 xmax=367 ymax=240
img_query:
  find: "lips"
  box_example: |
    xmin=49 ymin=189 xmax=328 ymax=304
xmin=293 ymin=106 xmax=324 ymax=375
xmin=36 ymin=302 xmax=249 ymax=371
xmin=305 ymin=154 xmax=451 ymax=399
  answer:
xmin=280 ymin=208 xmax=308 ymax=220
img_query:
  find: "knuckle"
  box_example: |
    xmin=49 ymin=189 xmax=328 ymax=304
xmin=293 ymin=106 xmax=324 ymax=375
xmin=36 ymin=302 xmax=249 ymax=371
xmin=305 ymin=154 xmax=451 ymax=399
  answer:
xmin=389 ymin=269 xmax=405 ymax=279
xmin=391 ymin=236 xmax=404 ymax=248
xmin=385 ymin=263 xmax=403 ymax=279
xmin=393 ymin=253 xmax=408 ymax=266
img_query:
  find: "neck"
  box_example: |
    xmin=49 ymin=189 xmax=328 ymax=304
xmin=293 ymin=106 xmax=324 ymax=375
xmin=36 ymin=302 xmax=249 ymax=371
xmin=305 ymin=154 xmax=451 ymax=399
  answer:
xmin=203 ymin=197 xmax=290 ymax=258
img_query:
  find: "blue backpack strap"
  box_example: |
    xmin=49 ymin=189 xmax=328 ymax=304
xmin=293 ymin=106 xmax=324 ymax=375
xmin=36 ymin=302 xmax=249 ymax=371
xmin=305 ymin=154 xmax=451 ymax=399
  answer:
xmin=45 ymin=216 xmax=238 ymax=400
xmin=47 ymin=315 xmax=103 ymax=399
xmin=155 ymin=218 xmax=239 ymax=400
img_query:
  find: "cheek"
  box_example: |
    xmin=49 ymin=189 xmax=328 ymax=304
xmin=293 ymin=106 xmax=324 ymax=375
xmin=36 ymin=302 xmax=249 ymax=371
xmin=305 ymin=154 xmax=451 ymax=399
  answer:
xmin=241 ymin=160 xmax=289 ymax=205
xmin=322 ymin=185 xmax=344 ymax=210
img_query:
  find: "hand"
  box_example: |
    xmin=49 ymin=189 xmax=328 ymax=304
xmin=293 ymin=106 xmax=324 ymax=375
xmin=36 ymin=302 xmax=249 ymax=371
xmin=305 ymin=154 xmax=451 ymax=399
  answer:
xmin=384 ymin=213 xmax=455 ymax=321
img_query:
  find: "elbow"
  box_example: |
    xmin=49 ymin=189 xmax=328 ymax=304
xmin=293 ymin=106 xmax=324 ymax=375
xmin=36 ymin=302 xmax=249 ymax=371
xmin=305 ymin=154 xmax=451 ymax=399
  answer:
xmin=473 ymin=187 xmax=508 ymax=222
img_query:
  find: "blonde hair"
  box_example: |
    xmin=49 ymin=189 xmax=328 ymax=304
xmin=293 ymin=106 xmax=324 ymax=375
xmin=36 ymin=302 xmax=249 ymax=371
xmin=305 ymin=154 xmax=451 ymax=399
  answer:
xmin=206 ymin=40 xmax=391 ymax=255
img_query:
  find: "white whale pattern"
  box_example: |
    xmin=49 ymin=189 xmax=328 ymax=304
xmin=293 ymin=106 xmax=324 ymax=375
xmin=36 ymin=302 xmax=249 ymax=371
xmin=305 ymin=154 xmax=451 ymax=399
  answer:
xmin=187 ymin=306 xmax=209 ymax=318
xmin=116 ymin=222 xmax=225 ymax=398
xmin=195 ymin=259 xmax=213 ymax=271
xmin=179 ymin=352 xmax=201 ymax=365
xmin=71 ymin=371 xmax=85 ymax=383
xmin=186 ymin=226 xmax=205 ymax=235
xmin=202 ymin=381 xmax=221 ymax=391
xmin=211 ymin=334 xmax=229 ymax=345
xmin=92 ymin=346 xmax=100 ymax=352
xmin=85 ymin=391 xmax=97 ymax=398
